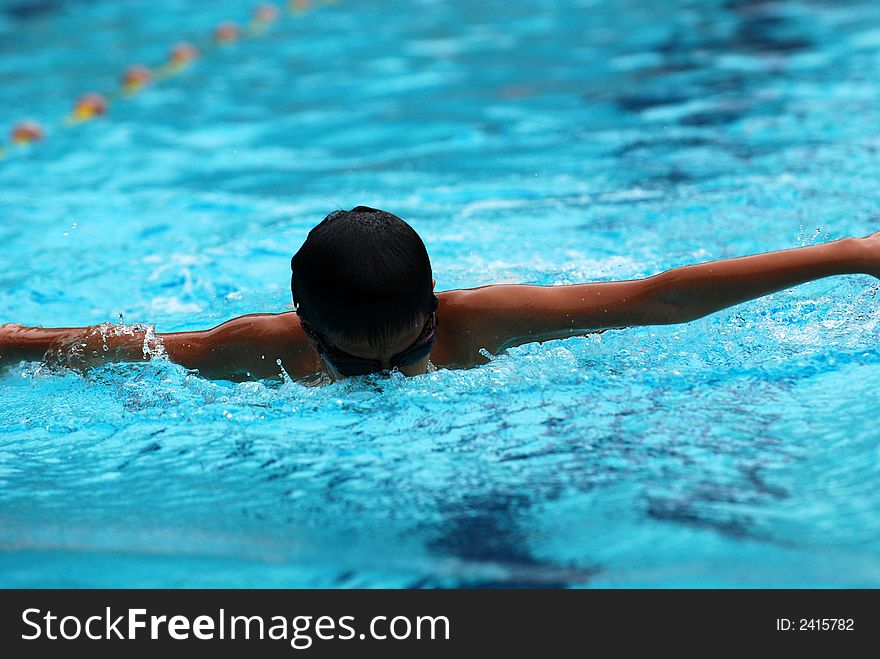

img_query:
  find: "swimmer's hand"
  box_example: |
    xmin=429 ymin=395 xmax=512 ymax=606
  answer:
xmin=861 ymin=230 xmax=880 ymax=279
xmin=0 ymin=314 xmax=307 ymax=381
xmin=0 ymin=323 xmax=30 ymax=370
xmin=0 ymin=322 xmax=163 ymax=374
xmin=464 ymin=233 xmax=877 ymax=352
xmin=0 ymin=324 xmax=23 ymax=373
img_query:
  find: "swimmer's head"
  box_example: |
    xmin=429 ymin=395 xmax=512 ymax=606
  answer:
xmin=291 ymin=207 xmax=436 ymax=377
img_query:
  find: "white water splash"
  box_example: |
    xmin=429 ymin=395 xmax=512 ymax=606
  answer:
xmin=43 ymin=321 xmax=166 ymax=370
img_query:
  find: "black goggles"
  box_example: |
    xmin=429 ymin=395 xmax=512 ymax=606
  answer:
xmin=300 ymin=306 xmax=439 ymax=377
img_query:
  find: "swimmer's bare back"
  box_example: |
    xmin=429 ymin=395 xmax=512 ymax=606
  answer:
xmin=1 ymin=233 xmax=878 ymax=381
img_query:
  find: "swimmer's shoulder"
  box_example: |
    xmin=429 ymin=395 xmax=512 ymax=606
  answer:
xmin=237 ymin=310 xmax=301 ymax=335
xmin=238 ymin=310 xmax=314 ymax=357
xmin=433 ymin=288 xmax=502 ymax=368
xmin=204 ymin=311 xmax=318 ymax=379
xmin=198 ymin=311 xmax=301 ymax=340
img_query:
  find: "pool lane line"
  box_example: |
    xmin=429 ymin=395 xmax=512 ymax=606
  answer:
xmin=1 ymin=0 xmax=339 ymax=160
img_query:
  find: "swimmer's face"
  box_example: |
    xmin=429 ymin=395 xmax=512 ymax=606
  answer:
xmin=324 ymin=319 xmax=432 ymax=380
xmin=301 ymin=279 xmax=439 ymax=381
xmin=303 ymin=313 xmax=434 ymax=381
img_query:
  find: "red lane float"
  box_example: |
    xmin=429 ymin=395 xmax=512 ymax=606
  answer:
xmin=4 ymin=0 xmax=330 ymax=156
xmin=123 ymin=65 xmax=153 ymax=93
xmin=254 ymin=4 xmax=279 ymax=24
xmin=11 ymin=121 xmax=44 ymax=144
xmin=169 ymin=42 xmax=199 ymax=67
xmin=214 ymin=22 xmax=241 ymax=44
xmin=72 ymin=93 xmax=108 ymax=121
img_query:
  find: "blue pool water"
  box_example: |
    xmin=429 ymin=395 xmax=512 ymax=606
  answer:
xmin=1 ymin=0 xmax=879 ymax=587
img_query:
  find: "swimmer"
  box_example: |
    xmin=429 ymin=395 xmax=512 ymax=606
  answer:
xmin=1 ymin=207 xmax=878 ymax=382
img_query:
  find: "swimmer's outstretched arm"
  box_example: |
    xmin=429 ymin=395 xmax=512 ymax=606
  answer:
xmin=0 ymin=313 xmax=310 ymax=380
xmin=462 ymin=232 xmax=879 ymax=353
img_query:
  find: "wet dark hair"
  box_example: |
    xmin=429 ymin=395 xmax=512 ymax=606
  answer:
xmin=291 ymin=206 xmax=435 ymax=347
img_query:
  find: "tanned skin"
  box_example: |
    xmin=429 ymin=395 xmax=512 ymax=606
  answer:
xmin=1 ymin=233 xmax=878 ymax=382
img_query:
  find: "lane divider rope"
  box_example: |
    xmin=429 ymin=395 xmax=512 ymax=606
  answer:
xmin=0 ymin=0 xmax=339 ymax=160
